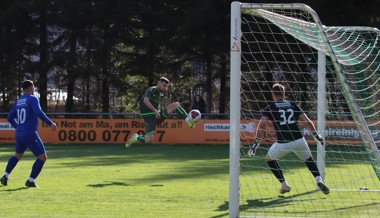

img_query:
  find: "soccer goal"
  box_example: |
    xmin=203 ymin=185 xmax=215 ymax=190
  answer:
xmin=229 ymin=2 xmax=380 ymax=217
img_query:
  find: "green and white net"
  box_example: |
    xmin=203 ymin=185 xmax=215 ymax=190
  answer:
xmin=238 ymin=6 xmax=380 ymax=217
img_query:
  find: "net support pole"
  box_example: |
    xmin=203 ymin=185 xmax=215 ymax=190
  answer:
xmin=229 ymin=2 xmax=242 ymax=218
xmin=317 ymin=51 xmax=327 ymax=182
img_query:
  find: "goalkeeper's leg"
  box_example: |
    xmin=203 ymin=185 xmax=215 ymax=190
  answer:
xmin=295 ymin=138 xmax=330 ymax=194
xmin=267 ymin=159 xmax=291 ymax=194
xmin=267 ymin=142 xmax=292 ymax=194
xmin=304 ymin=156 xmax=330 ymax=194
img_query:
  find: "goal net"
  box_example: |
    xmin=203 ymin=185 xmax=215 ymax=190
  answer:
xmin=230 ymin=2 xmax=380 ymax=218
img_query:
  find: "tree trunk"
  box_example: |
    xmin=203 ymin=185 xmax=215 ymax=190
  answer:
xmin=101 ymin=27 xmax=110 ymax=113
xmin=85 ymin=26 xmax=93 ymax=112
xmin=205 ymin=56 xmax=212 ymax=113
xmin=65 ymin=31 xmax=78 ymax=113
xmin=147 ymin=41 xmax=156 ymax=86
xmin=219 ymin=54 xmax=227 ymax=114
xmin=38 ymin=0 xmax=48 ymax=111
xmin=102 ymin=75 xmax=110 ymax=113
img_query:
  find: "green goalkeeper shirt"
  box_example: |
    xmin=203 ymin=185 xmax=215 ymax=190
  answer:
xmin=139 ymin=86 xmax=163 ymax=118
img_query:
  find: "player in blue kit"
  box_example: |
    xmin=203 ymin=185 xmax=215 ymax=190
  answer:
xmin=0 ymin=80 xmax=57 ymax=188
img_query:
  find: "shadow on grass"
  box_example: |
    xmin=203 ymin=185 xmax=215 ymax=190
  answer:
xmin=0 ymin=187 xmax=28 ymax=192
xmin=1 ymin=143 xmax=229 ymax=165
xmin=87 ymin=181 xmax=130 ymax=188
xmin=1 ymin=144 xmax=232 ymax=185
xmin=212 ymin=190 xmax=318 ymax=218
xmin=1 ymin=144 xmax=372 ymax=171
xmin=213 ymin=191 xmax=380 ymax=217
xmin=242 ymin=190 xmax=318 ymax=208
xmin=1 ymin=144 xmax=377 ymax=190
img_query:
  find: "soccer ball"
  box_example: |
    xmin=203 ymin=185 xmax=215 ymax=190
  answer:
xmin=188 ymin=109 xmax=201 ymax=122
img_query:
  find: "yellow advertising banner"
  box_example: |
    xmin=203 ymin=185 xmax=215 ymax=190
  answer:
xmin=0 ymin=118 xmax=377 ymax=145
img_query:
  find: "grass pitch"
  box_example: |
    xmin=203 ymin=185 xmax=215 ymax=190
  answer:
xmin=0 ymin=144 xmax=229 ymax=218
xmin=0 ymin=143 xmax=379 ymax=218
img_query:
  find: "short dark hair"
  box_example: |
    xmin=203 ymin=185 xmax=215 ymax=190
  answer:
xmin=22 ymin=80 xmax=34 ymax=90
xmin=159 ymin=77 xmax=170 ymax=84
xmin=272 ymin=83 xmax=285 ymax=97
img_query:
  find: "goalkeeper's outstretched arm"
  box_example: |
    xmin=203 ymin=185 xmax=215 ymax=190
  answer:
xmin=299 ymin=113 xmax=324 ymax=142
xmin=248 ymin=116 xmax=269 ymax=157
xmin=255 ymin=116 xmax=269 ymax=140
xmin=299 ymin=113 xmax=317 ymax=133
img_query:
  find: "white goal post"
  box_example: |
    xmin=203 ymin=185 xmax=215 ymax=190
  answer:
xmin=230 ymin=2 xmax=380 ymax=218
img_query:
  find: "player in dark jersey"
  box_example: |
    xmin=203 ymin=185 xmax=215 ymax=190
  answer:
xmin=248 ymin=83 xmax=329 ymax=195
xmin=0 ymin=80 xmax=57 ymax=188
xmin=125 ymin=77 xmax=197 ymax=147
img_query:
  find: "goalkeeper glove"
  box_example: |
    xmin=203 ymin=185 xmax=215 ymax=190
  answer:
xmin=248 ymin=138 xmax=261 ymax=157
xmin=312 ymin=132 xmax=324 ymax=144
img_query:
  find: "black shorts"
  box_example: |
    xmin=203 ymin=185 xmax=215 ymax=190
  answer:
xmin=143 ymin=116 xmax=157 ymax=136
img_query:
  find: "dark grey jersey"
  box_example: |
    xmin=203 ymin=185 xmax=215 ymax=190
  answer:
xmin=262 ymin=100 xmax=304 ymax=142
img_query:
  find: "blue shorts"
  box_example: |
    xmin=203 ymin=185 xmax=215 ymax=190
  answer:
xmin=15 ymin=132 xmax=46 ymax=157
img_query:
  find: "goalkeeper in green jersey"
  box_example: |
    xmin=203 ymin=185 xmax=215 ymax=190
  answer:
xmin=126 ymin=77 xmax=197 ymax=147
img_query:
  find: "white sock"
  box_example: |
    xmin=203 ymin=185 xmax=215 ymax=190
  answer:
xmin=316 ymin=176 xmax=323 ymax=183
xmin=281 ymin=181 xmax=289 ymax=186
xmin=4 ymin=172 xmax=9 ymax=178
xmin=28 ymin=177 xmax=35 ymax=182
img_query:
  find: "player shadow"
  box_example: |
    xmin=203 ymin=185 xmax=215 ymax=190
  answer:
xmin=0 ymin=187 xmax=28 ymax=192
xmin=87 ymin=181 xmax=129 ymax=188
xmin=37 ymin=144 xmax=231 ymax=168
xmin=242 ymin=190 xmax=318 ymax=208
xmin=150 ymin=184 xmax=164 ymax=187
xmin=211 ymin=190 xmax=318 ymax=218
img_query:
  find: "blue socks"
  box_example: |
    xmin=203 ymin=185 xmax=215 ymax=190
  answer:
xmin=30 ymin=159 xmax=45 ymax=180
xmin=5 ymin=156 xmax=19 ymax=177
xmin=4 ymin=156 xmax=45 ymax=181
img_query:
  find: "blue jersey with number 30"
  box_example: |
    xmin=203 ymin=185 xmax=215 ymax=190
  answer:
xmin=7 ymin=94 xmax=53 ymax=136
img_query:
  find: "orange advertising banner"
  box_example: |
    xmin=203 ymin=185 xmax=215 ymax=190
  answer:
xmin=0 ymin=118 xmax=377 ymax=144
xmin=0 ymin=119 xmax=253 ymax=144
